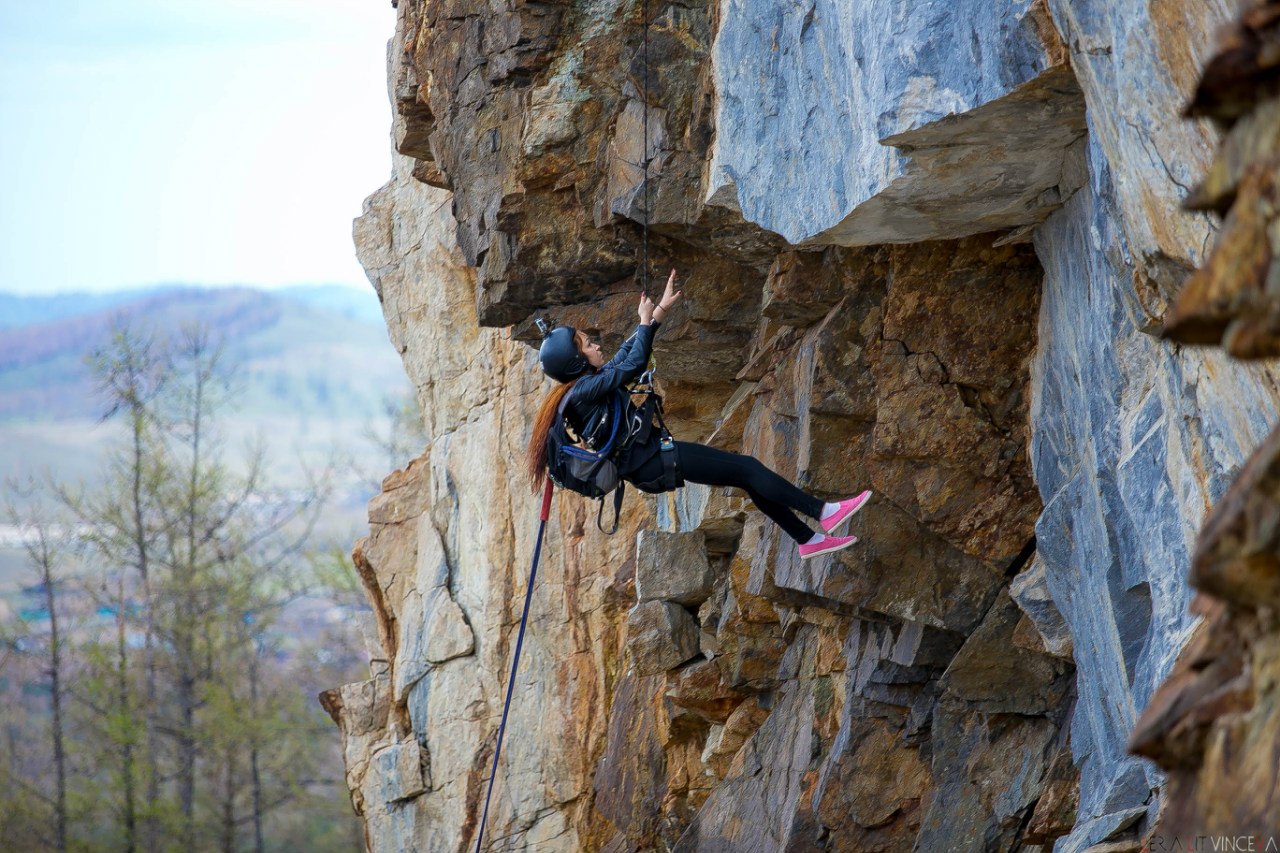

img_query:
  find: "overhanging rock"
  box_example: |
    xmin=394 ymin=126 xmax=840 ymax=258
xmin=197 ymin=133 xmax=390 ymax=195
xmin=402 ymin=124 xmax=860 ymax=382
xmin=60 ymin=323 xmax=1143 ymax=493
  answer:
xmin=708 ymin=0 xmax=1086 ymax=245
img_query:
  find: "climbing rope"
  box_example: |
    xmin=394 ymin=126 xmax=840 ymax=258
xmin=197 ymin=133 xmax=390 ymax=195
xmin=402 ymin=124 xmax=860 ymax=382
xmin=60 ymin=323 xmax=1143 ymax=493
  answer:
xmin=473 ymin=478 xmax=554 ymax=853
xmin=640 ymin=0 xmax=658 ymax=384
xmin=641 ymin=0 xmax=650 ymax=301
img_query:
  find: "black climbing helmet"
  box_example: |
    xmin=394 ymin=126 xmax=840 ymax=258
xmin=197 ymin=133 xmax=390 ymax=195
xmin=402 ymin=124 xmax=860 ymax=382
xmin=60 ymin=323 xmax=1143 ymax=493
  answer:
xmin=538 ymin=325 xmax=589 ymax=382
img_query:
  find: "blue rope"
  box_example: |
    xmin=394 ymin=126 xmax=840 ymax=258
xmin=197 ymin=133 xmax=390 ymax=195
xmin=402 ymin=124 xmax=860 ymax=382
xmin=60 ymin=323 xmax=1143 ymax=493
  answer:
xmin=473 ymin=487 xmax=551 ymax=853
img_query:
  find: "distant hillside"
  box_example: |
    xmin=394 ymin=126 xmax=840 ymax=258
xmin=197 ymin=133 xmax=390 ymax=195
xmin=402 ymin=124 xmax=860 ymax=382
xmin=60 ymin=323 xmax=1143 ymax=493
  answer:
xmin=0 ymin=284 xmax=405 ymax=423
xmin=0 ymin=288 xmax=160 ymax=329
xmin=0 ymin=283 xmax=383 ymax=329
xmin=276 ymin=284 xmax=386 ymax=325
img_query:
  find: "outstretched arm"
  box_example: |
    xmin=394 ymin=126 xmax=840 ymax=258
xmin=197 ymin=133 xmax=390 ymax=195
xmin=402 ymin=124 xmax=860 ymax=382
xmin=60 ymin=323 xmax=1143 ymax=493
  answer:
xmin=571 ymin=270 xmax=682 ymax=403
xmin=605 ymin=270 xmax=676 ymax=367
xmin=652 ymin=269 xmax=682 ymax=324
xmin=572 ymin=321 xmax=657 ymax=402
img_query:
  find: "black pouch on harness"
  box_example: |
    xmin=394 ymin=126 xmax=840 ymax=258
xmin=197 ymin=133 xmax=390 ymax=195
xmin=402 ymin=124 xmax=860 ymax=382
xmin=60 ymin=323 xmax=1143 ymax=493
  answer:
xmin=546 ymin=392 xmax=626 ymax=533
xmin=623 ymin=393 xmax=684 ymax=494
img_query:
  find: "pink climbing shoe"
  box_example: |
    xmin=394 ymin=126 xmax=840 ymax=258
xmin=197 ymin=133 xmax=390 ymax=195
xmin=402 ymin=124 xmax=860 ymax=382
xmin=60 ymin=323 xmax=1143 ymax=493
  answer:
xmin=820 ymin=489 xmax=872 ymax=533
xmin=798 ymin=534 xmax=859 ymax=560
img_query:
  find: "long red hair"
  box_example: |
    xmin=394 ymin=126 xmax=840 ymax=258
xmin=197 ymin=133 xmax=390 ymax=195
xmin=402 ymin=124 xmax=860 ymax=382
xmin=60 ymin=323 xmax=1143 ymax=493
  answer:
xmin=525 ymin=381 xmax=576 ymax=491
xmin=525 ymin=331 xmax=589 ymax=492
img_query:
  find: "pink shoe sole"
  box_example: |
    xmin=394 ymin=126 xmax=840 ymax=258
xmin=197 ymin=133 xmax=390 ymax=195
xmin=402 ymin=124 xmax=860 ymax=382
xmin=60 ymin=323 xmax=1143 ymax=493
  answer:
xmin=798 ymin=534 xmax=859 ymax=560
xmin=820 ymin=489 xmax=872 ymax=533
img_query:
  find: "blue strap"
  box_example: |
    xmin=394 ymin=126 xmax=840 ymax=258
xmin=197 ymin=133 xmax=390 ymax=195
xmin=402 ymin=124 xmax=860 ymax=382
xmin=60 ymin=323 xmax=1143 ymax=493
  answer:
xmin=561 ymin=391 xmax=623 ymax=460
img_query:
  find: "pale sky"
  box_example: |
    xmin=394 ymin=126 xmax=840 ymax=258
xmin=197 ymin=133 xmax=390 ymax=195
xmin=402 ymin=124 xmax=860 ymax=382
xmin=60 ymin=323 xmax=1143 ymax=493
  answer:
xmin=0 ymin=0 xmax=396 ymax=295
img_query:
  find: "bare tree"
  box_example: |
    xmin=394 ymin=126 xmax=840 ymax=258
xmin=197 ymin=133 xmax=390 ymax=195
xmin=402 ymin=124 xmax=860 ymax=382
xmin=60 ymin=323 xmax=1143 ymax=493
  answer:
xmin=5 ymin=316 xmax=362 ymax=852
xmin=74 ymin=321 xmax=168 ymax=851
xmin=148 ymin=324 xmax=335 ymax=852
xmin=248 ymin=649 xmax=267 ymax=853
xmin=167 ymin=327 xmax=224 ymax=850
xmin=112 ymin=571 xmax=138 ymax=853
xmin=4 ymin=483 xmax=74 ymax=853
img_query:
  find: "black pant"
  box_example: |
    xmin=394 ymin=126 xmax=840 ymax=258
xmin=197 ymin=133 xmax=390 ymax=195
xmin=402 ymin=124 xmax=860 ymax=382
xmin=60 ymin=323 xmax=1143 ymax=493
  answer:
xmin=624 ymin=441 xmax=823 ymax=543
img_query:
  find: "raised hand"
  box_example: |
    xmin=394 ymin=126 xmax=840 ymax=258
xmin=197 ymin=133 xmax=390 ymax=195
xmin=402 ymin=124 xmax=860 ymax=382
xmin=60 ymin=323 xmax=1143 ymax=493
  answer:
xmin=638 ymin=292 xmax=657 ymax=325
xmin=659 ymin=268 xmax=683 ymax=310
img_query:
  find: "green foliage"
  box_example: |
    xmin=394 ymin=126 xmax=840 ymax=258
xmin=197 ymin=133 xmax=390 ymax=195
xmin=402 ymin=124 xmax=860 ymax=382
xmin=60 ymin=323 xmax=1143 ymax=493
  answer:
xmin=0 ymin=320 xmax=367 ymax=853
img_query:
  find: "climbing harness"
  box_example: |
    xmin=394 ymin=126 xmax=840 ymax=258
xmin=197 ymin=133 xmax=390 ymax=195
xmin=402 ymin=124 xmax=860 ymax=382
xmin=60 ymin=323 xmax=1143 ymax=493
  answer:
xmin=474 ymin=478 xmax=554 ymax=853
xmin=623 ymin=368 xmax=684 ymax=493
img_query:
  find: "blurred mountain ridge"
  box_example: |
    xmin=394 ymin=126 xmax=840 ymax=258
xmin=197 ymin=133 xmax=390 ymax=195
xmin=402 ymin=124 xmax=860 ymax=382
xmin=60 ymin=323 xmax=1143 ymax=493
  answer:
xmin=0 ymin=283 xmax=401 ymax=423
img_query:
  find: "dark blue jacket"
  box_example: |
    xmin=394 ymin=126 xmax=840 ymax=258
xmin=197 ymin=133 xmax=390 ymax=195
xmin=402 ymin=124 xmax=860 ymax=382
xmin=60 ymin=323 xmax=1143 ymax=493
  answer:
xmin=566 ymin=322 xmax=658 ymax=457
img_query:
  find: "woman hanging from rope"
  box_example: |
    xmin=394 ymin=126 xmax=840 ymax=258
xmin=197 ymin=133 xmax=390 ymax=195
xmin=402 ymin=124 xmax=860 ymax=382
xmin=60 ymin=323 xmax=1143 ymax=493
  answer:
xmin=525 ymin=269 xmax=871 ymax=559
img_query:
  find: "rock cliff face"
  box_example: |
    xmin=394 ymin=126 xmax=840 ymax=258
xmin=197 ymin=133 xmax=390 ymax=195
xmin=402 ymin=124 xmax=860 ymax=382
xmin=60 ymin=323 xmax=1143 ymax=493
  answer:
xmin=325 ymin=0 xmax=1280 ymax=850
xmin=1127 ymin=1 xmax=1280 ymax=842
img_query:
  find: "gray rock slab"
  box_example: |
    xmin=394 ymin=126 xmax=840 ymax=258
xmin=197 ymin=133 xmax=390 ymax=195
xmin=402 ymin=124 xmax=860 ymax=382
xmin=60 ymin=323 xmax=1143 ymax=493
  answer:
xmin=1054 ymin=807 xmax=1149 ymax=853
xmin=372 ymin=736 xmax=430 ymax=805
xmin=655 ymin=482 xmax=748 ymax=549
xmin=1010 ymin=554 xmax=1074 ymax=660
xmin=1029 ymin=135 xmax=1279 ymax=851
xmin=915 ymin=700 xmax=1059 ymax=852
xmin=940 ymin=590 xmax=1072 ymax=716
xmin=635 ymin=529 xmax=717 ymax=607
xmin=393 ymin=523 xmax=475 ymax=701
xmin=1046 ymin=0 xmax=1222 ymax=299
xmin=628 ymin=600 xmax=701 ymax=676
xmin=708 ymin=0 xmax=1084 ymax=245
